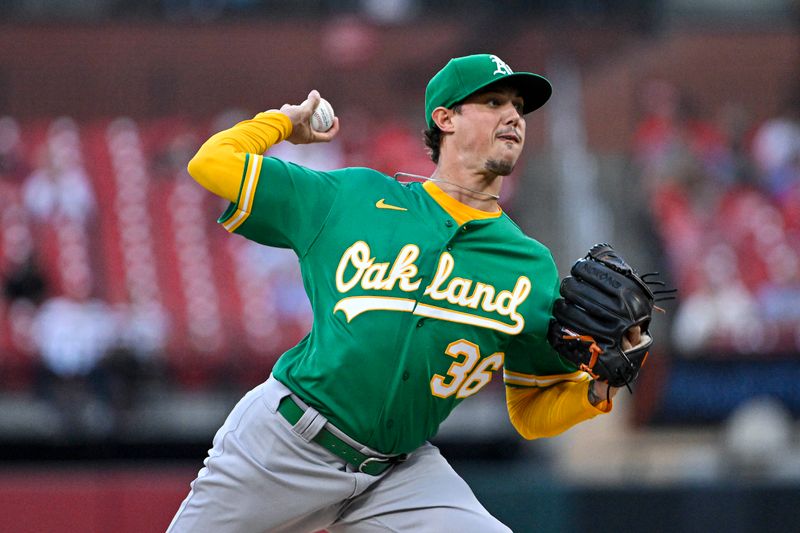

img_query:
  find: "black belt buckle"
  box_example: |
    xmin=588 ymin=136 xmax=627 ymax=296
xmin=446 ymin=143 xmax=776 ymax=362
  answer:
xmin=358 ymin=453 xmax=408 ymax=475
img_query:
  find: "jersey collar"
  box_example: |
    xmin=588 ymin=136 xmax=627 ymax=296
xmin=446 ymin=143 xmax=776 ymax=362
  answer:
xmin=422 ymin=181 xmax=502 ymax=226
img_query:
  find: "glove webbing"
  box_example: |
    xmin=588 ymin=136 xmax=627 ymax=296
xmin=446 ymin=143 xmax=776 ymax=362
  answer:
xmin=561 ymin=331 xmax=645 ymax=393
xmin=561 ymin=332 xmax=603 ymax=380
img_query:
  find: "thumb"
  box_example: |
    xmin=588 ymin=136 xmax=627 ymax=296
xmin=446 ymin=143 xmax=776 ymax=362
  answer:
xmin=302 ymin=90 xmax=321 ymax=115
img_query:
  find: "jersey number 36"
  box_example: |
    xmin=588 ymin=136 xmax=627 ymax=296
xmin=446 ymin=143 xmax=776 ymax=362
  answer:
xmin=430 ymin=339 xmax=504 ymax=399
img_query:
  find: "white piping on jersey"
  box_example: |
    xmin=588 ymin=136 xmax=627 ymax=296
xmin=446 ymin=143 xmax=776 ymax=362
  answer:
xmin=333 ymin=296 xmax=524 ymax=335
xmin=503 ymin=369 xmax=590 ymax=387
xmin=223 ymin=154 xmax=261 ymax=232
xmin=333 ymin=296 xmax=416 ymax=321
xmin=413 ymin=302 xmax=523 ymax=335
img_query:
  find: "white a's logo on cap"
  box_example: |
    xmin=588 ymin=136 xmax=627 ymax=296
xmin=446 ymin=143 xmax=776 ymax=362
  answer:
xmin=490 ymin=55 xmax=513 ymax=76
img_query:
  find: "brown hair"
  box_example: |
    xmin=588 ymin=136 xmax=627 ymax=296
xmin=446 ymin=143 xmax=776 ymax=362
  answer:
xmin=422 ymin=104 xmax=462 ymax=164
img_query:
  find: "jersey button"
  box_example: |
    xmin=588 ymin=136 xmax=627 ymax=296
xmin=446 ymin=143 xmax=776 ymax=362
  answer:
xmin=445 ymin=220 xmax=453 ymax=227
xmin=446 ymin=245 xmax=453 ymax=251
xmin=416 ymin=320 xmax=424 ymax=328
xmin=462 ymin=225 xmax=469 ymax=232
xmin=402 ymin=371 xmax=410 ymax=381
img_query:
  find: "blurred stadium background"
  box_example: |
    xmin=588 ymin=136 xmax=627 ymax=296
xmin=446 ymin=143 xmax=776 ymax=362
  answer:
xmin=1 ymin=1 xmax=799 ymax=531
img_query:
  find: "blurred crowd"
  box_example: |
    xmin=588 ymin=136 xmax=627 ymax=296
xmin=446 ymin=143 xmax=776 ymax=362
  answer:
xmin=633 ymin=81 xmax=800 ymax=357
xmin=0 ymin=108 xmax=442 ymax=435
xmin=1 ymin=82 xmax=799 ymax=435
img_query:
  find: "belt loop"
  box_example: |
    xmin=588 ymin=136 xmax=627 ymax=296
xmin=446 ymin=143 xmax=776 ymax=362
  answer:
xmin=292 ymin=405 xmax=328 ymax=443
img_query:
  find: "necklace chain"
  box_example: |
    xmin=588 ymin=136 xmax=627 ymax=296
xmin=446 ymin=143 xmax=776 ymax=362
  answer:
xmin=393 ymin=172 xmax=501 ymax=201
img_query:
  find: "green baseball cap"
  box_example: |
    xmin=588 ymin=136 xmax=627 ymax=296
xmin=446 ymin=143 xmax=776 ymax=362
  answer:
xmin=425 ymin=53 xmax=552 ymax=128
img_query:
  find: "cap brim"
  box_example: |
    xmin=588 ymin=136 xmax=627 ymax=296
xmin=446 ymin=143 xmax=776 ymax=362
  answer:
xmin=473 ymin=72 xmax=553 ymax=115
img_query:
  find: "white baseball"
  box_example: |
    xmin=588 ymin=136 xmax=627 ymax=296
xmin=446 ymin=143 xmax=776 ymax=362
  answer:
xmin=311 ymin=98 xmax=335 ymax=132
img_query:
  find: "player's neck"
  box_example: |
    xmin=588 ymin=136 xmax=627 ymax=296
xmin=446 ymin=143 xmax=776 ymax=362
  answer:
xmin=429 ymin=167 xmax=501 ymax=212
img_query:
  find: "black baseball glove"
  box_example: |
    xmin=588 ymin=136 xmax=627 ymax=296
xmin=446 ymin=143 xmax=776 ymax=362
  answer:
xmin=547 ymin=243 xmax=672 ymax=390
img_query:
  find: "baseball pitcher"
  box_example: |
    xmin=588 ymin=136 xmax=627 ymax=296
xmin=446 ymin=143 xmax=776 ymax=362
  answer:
xmin=167 ymin=53 xmax=660 ymax=532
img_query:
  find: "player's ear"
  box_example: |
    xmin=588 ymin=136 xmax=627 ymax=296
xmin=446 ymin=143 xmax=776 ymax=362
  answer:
xmin=431 ymin=107 xmax=456 ymax=133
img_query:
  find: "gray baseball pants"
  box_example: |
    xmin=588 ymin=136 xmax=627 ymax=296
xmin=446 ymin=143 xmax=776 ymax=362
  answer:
xmin=166 ymin=375 xmax=510 ymax=533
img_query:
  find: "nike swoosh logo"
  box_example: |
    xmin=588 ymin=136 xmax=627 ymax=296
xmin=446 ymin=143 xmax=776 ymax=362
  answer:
xmin=375 ymin=199 xmax=407 ymax=211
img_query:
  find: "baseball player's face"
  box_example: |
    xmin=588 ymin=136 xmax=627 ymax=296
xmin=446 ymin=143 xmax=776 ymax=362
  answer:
xmin=452 ymin=86 xmax=526 ymax=176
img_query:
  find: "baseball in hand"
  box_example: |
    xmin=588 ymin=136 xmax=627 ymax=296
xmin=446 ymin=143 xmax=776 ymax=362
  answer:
xmin=311 ymin=98 xmax=335 ymax=132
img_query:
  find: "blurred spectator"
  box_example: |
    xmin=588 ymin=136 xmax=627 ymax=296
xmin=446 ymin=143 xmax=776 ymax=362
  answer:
xmin=31 ymin=284 xmax=119 ymax=436
xmin=2 ymin=252 xmax=47 ymax=305
xmin=115 ymin=302 xmax=169 ymax=360
xmin=151 ymin=131 xmax=200 ymax=180
xmin=751 ymin=94 xmax=800 ymax=200
xmin=105 ymin=302 xmax=165 ymax=423
xmin=235 ymin=243 xmax=312 ymax=349
xmin=1 ymin=201 xmax=46 ymax=367
xmin=645 ymin=148 xmax=707 ymax=291
xmin=710 ymin=102 xmax=757 ymax=188
xmin=92 ymin=338 xmax=163 ymax=432
xmin=671 ymin=244 xmax=762 ymax=354
xmin=634 ymin=83 xmax=726 ymax=287
xmin=1 ymin=201 xmax=30 ymax=259
xmin=33 ymin=291 xmax=117 ymax=379
xmin=0 ymin=116 xmax=28 ymax=185
xmin=22 ymin=118 xmax=95 ymax=225
xmin=633 ymin=80 xmax=727 ymax=191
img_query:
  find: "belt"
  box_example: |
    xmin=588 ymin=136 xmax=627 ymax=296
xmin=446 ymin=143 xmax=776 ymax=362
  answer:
xmin=277 ymin=395 xmax=407 ymax=476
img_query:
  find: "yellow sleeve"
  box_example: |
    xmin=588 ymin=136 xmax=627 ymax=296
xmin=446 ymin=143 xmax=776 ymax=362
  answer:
xmin=506 ymin=380 xmax=612 ymax=440
xmin=186 ymin=111 xmax=293 ymax=202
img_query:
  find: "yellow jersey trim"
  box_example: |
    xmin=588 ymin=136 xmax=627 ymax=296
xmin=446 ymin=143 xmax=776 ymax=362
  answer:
xmin=223 ymin=153 xmax=263 ymax=232
xmin=422 ymin=181 xmax=502 ymax=226
xmin=503 ymin=369 xmax=590 ymax=387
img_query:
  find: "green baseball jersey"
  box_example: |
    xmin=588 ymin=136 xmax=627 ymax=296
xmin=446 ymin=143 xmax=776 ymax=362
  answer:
xmin=219 ymin=153 xmax=577 ymax=454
